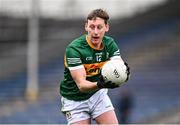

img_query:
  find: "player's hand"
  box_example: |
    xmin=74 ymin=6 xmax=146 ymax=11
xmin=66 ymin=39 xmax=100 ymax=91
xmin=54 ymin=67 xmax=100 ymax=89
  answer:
xmin=97 ymin=75 xmax=119 ymax=89
xmin=124 ymin=62 xmax=130 ymax=82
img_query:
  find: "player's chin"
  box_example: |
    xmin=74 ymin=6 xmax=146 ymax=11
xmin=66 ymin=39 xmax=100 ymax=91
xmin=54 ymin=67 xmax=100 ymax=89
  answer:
xmin=92 ymin=39 xmax=100 ymax=45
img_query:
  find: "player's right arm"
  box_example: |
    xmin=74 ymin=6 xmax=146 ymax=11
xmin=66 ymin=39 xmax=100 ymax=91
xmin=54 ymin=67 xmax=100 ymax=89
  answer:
xmin=70 ymin=67 xmax=98 ymax=92
xmin=70 ymin=66 xmax=119 ymax=92
xmin=66 ymin=46 xmax=99 ymax=92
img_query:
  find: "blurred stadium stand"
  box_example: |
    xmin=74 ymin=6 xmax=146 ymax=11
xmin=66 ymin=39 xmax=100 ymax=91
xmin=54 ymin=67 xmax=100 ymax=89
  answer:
xmin=0 ymin=0 xmax=180 ymax=124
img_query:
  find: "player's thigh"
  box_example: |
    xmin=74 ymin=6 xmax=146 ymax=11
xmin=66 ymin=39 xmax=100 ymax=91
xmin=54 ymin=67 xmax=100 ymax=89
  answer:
xmin=71 ymin=118 xmax=91 ymax=125
xmin=90 ymin=92 xmax=119 ymax=124
xmin=95 ymin=110 xmax=119 ymax=124
xmin=91 ymin=92 xmax=114 ymax=119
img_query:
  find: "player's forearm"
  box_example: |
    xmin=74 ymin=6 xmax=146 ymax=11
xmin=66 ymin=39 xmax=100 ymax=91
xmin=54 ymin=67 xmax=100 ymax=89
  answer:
xmin=76 ymin=80 xmax=98 ymax=93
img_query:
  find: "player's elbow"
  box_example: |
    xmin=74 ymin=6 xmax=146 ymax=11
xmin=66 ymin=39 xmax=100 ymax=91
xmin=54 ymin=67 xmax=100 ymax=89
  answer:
xmin=79 ymin=87 xmax=87 ymax=93
xmin=77 ymin=83 xmax=87 ymax=92
xmin=76 ymin=81 xmax=91 ymax=93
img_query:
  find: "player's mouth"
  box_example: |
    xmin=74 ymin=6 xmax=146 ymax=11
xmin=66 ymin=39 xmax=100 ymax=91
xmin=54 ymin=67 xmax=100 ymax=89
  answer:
xmin=92 ymin=36 xmax=100 ymax=41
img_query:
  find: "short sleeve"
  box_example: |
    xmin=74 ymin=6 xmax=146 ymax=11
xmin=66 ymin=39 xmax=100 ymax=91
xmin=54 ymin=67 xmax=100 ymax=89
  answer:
xmin=107 ymin=39 xmax=121 ymax=58
xmin=65 ymin=46 xmax=83 ymax=70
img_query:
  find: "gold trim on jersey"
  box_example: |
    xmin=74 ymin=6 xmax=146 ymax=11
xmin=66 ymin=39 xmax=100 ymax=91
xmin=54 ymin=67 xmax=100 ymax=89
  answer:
xmin=64 ymin=55 xmax=68 ymax=67
xmin=84 ymin=61 xmax=106 ymax=77
xmin=86 ymin=35 xmax=104 ymax=50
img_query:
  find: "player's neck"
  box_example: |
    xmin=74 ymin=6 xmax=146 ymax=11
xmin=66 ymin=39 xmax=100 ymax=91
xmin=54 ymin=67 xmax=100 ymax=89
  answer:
xmin=86 ymin=35 xmax=104 ymax=50
xmin=92 ymin=42 xmax=103 ymax=49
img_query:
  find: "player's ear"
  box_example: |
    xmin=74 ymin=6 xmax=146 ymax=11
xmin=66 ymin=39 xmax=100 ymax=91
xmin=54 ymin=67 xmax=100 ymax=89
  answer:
xmin=85 ymin=22 xmax=88 ymax=31
xmin=105 ymin=23 xmax=109 ymax=32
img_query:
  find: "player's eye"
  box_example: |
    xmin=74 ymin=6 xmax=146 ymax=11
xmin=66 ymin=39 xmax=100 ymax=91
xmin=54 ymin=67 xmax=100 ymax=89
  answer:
xmin=89 ymin=25 xmax=95 ymax=30
xmin=97 ymin=25 xmax=103 ymax=30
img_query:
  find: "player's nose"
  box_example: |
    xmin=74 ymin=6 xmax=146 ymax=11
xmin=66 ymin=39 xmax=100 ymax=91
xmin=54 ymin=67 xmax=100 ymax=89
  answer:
xmin=94 ymin=27 xmax=99 ymax=34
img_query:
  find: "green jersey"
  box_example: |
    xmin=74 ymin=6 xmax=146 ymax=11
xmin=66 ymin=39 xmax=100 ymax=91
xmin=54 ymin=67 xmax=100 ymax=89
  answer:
xmin=60 ymin=35 xmax=121 ymax=101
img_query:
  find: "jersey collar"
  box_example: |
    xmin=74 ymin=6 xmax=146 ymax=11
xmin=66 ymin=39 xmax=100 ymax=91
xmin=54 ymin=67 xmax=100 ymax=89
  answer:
xmin=86 ymin=35 xmax=104 ymax=50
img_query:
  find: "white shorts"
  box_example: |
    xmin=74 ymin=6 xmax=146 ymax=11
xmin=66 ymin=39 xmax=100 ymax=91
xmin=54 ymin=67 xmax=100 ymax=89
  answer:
xmin=61 ymin=89 xmax=114 ymax=124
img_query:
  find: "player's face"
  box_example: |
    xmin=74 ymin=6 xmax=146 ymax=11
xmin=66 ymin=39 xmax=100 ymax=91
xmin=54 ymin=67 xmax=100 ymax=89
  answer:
xmin=85 ymin=17 xmax=109 ymax=47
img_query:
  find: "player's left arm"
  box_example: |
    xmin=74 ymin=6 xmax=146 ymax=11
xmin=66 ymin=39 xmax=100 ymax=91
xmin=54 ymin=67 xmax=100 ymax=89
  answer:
xmin=108 ymin=39 xmax=130 ymax=81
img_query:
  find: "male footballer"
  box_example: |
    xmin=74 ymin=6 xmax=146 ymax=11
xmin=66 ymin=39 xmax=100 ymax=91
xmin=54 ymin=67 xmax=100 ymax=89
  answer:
xmin=60 ymin=8 xmax=130 ymax=124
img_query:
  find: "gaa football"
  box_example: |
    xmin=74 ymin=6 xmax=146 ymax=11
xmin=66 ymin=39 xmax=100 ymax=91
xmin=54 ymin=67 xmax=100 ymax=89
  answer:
xmin=101 ymin=59 xmax=128 ymax=86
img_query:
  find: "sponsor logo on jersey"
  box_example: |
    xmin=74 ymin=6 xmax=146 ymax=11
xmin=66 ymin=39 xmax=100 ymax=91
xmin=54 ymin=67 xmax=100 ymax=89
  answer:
xmin=84 ymin=62 xmax=106 ymax=77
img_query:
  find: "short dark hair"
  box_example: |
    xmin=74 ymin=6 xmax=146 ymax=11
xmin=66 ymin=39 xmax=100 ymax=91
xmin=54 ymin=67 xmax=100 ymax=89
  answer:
xmin=87 ymin=9 xmax=109 ymax=24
